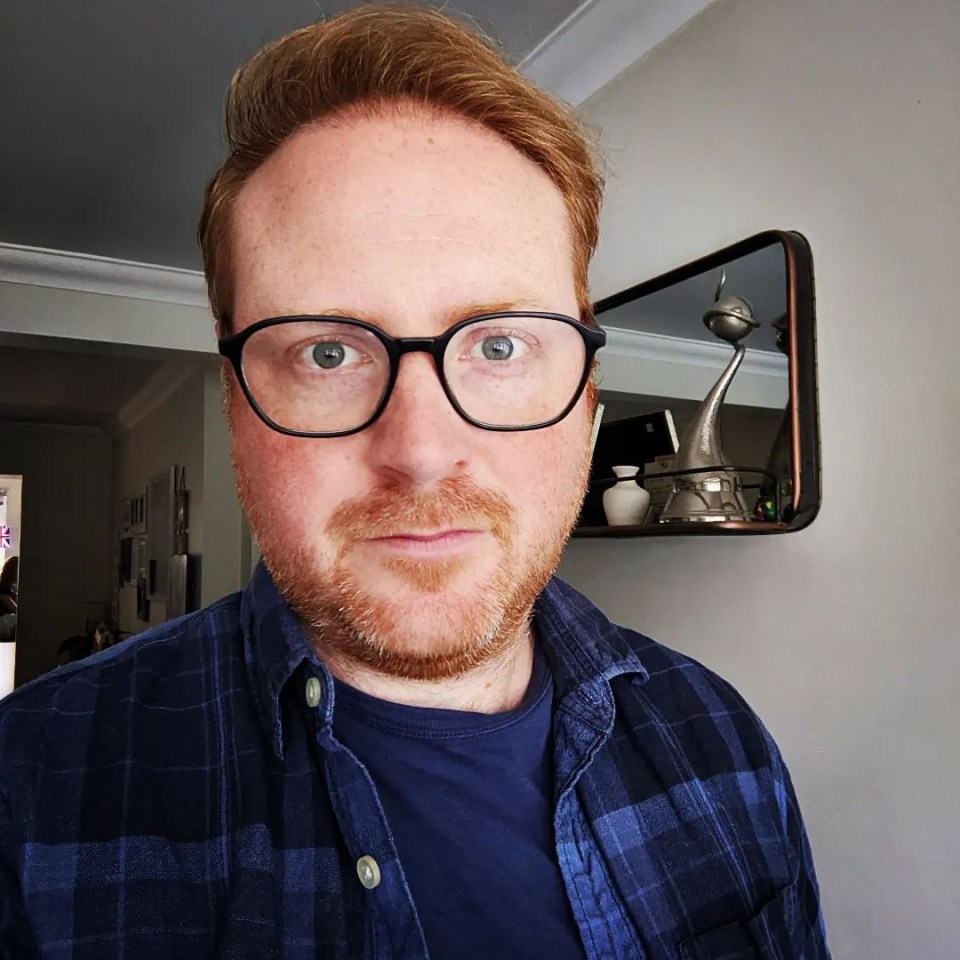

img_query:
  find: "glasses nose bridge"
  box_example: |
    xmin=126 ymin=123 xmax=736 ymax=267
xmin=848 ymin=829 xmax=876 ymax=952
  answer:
xmin=395 ymin=336 xmax=444 ymax=361
xmin=393 ymin=336 xmax=447 ymax=379
xmin=381 ymin=334 xmax=463 ymax=427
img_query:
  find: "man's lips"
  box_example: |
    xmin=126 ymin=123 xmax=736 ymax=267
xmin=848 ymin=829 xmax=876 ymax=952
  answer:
xmin=373 ymin=529 xmax=478 ymax=541
xmin=363 ymin=529 xmax=483 ymax=556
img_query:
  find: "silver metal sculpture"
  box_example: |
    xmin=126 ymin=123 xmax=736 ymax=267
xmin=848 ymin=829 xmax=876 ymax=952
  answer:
xmin=659 ymin=270 xmax=760 ymax=523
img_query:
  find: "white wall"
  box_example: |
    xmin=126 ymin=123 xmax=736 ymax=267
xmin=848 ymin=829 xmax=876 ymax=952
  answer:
xmin=0 ymin=281 xmax=215 ymax=353
xmin=199 ymin=366 xmax=249 ymax=608
xmin=114 ymin=362 xmax=247 ymax=631
xmin=0 ymin=424 xmax=113 ymax=685
xmin=559 ymin=1 xmax=960 ymax=957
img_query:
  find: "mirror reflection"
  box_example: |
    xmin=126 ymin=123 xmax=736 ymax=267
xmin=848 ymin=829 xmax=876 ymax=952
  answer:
xmin=576 ymin=231 xmax=818 ymax=536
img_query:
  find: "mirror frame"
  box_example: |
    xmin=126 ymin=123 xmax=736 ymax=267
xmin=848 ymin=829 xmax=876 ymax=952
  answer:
xmin=575 ymin=229 xmax=820 ymax=537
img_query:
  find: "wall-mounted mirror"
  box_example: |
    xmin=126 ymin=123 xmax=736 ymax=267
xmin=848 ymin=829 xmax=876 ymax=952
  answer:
xmin=575 ymin=230 xmax=819 ymax=537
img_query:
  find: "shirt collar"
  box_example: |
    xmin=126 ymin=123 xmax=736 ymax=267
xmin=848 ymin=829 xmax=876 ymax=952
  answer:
xmin=240 ymin=562 xmax=331 ymax=760
xmin=534 ymin=576 xmax=649 ymax=727
xmin=240 ymin=561 xmax=649 ymax=760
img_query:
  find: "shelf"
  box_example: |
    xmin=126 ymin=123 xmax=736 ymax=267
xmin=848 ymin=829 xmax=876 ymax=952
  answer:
xmin=572 ymin=519 xmax=789 ymax=538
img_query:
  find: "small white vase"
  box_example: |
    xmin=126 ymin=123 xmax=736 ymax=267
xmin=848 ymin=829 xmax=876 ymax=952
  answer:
xmin=602 ymin=465 xmax=651 ymax=526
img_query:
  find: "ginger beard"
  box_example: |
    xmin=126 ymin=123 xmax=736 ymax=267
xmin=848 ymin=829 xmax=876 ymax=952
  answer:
xmin=235 ymin=420 xmax=593 ymax=682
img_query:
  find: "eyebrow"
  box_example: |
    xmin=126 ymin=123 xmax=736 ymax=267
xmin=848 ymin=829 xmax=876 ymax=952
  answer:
xmin=446 ymin=297 xmax=551 ymax=322
xmin=317 ymin=296 xmax=553 ymax=330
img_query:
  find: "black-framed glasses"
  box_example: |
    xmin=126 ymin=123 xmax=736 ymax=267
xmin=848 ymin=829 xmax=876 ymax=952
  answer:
xmin=218 ymin=311 xmax=606 ymax=437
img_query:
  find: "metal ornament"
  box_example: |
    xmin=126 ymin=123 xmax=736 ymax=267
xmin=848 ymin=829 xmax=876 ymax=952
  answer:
xmin=659 ymin=270 xmax=761 ymax=523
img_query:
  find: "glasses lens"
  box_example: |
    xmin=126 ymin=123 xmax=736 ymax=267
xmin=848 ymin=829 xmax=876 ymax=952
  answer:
xmin=444 ymin=315 xmax=588 ymax=427
xmin=240 ymin=319 xmax=390 ymax=433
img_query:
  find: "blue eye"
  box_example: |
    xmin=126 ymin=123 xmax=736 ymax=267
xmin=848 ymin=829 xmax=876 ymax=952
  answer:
xmin=302 ymin=341 xmax=363 ymax=369
xmin=312 ymin=342 xmax=346 ymax=368
xmin=481 ymin=336 xmax=514 ymax=360
xmin=472 ymin=334 xmax=530 ymax=362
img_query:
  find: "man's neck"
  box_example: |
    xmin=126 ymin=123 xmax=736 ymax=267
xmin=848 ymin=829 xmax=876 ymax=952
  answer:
xmin=321 ymin=627 xmax=536 ymax=714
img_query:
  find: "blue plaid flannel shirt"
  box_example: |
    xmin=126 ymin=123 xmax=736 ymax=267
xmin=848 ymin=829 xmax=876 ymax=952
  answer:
xmin=0 ymin=563 xmax=829 ymax=958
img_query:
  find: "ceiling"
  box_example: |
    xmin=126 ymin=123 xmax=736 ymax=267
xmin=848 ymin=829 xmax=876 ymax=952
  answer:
xmin=0 ymin=0 xmax=585 ymax=271
xmin=0 ymin=0 xmax=719 ymax=432
xmin=597 ymin=243 xmax=788 ymax=353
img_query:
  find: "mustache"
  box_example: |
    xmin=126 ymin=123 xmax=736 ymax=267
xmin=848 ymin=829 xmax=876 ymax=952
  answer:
xmin=326 ymin=475 xmax=514 ymax=544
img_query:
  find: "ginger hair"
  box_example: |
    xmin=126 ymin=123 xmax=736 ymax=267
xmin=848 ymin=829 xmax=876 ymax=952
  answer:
xmin=197 ymin=4 xmax=603 ymax=332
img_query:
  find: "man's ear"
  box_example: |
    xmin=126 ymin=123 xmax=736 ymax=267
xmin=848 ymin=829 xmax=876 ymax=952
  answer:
xmin=218 ymin=359 xmax=237 ymax=417
xmin=590 ymin=358 xmax=602 ymax=387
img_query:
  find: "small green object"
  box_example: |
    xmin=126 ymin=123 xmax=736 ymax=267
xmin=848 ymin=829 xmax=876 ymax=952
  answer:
xmin=754 ymin=498 xmax=777 ymax=521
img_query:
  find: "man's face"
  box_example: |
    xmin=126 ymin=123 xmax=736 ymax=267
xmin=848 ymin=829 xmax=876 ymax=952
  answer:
xmin=229 ymin=107 xmax=593 ymax=680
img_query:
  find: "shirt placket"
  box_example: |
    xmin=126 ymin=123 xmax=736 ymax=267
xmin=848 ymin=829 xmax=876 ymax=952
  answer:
xmin=553 ymin=691 xmax=646 ymax=960
xmin=302 ymin=670 xmax=430 ymax=960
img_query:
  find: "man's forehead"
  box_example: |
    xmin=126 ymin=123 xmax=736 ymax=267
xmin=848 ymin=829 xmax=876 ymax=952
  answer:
xmin=228 ymin=114 xmax=576 ymax=331
xmin=231 ymin=111 xmax=569 ymax=242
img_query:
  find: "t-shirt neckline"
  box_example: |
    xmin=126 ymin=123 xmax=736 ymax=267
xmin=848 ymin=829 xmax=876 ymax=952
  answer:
xmin=332 ymin=644 xmax=552 ymax=742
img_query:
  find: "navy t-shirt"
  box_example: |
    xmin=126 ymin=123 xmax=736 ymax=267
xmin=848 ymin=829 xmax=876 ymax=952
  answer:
xmin=332 ymin=646 xmax=586 ymax=959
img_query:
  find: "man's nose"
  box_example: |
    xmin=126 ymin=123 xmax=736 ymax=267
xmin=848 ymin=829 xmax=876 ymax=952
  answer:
xmin=363 ymin=351 xmax=471 ymax=486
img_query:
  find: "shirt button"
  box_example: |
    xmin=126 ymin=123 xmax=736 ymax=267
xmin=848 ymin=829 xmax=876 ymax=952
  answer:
xmin=305 ymin=676 xmax=322 ymax=708
xmin=356 ymin=855 xmax=381 ymax=890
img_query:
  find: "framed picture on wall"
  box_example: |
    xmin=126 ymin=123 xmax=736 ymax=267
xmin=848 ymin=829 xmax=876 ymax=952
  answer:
xmin=147 ymin=467 xmax=176 ymax=596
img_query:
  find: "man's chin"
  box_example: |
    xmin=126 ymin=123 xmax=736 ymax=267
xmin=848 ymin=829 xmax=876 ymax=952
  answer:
xmin=351 ymin=547 xmax=483 ymax=597
xmin=336 ymin=552 xmax=506 ymax=642
xmin=314 ymin=576 xmax=518 ymax=681
xmin=271 ymin=544 xmax=526 ymax=680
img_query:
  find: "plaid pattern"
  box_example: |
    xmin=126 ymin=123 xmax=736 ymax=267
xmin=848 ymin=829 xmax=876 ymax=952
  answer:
xmin=0 ymin=564 xmax=829 ymax=959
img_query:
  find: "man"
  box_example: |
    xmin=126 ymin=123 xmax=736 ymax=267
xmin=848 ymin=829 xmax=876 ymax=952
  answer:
xmin=0 ymin=6 xmax=829 ymax=958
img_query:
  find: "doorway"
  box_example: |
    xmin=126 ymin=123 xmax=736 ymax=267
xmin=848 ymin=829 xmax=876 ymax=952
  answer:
xmin=0 ymin=475 xmax=23 ymax=697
